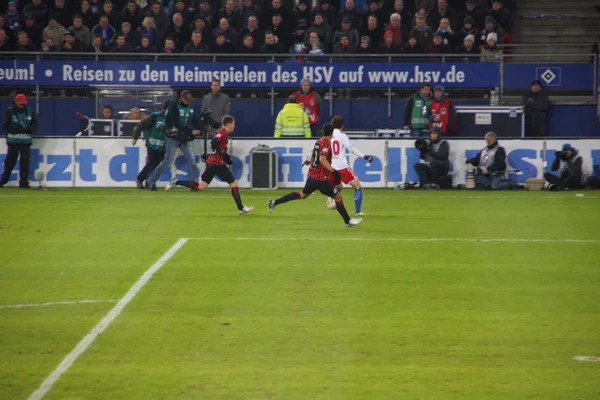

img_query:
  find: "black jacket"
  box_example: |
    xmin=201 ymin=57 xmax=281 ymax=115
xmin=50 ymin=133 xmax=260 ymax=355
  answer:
xmin=165 ymin=101 xmax=202 ymax=141
xmin=183 ymin=42 xmax=210 ymax=53
xmin=551 ymin=152 xmax=583 ymax=182
xmin=468 ymin=141 xmax=507 ymax=174
xmin=4 ymin=105 xmax=38 ymax=135
xmin=521 ymin=90 xmax=549 ymax=129
xmin=421 ymin=138 xmax=450 ymax=170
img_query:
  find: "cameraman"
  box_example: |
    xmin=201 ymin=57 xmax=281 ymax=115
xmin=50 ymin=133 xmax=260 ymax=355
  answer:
xmin=132 ymin=101 xmax=168 ymax=189
xmin=466 ymin=131 xmax=512 ymax=190
xmin=413 ymin=127 xmax=450 ymax=189
xmin=544 ymin=143 xmax=583 ymax=191
xmin=146 ymin=91 xmax=203 ymax=191
xmin=1 ymin=94 xmax=38 ymax=188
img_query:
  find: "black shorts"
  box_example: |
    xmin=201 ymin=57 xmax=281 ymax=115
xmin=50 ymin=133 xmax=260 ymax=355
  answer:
xmin=201 ymin=164 xmax=235 ymax=185
xmin=302 ymin=178 xmax=338 ymax=197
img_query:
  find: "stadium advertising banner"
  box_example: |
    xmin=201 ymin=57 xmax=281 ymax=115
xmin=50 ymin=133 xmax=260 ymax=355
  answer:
xmin=503 ymin=64 xmax=595 ymax=90
xmin=0 ymin=60 xmax=498 ymax=88
xmin=1 ymin=138 xmax=599 ymax=188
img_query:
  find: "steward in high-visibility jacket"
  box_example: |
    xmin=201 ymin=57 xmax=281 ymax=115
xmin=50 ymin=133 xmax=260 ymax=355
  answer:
xmin=274 ymin=95 xmax=311 ymax=138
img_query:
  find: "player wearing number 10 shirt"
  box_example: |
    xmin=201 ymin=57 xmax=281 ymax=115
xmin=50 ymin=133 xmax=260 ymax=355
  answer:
xmin=267 ymin=123 xmax=362 ymax=227
xmin=327 ymin=115 xmax=374 ymax=216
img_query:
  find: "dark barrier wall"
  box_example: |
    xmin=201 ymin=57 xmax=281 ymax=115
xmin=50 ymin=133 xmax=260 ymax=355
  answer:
xmin=0 ymin=98 xmax=598 ymax=137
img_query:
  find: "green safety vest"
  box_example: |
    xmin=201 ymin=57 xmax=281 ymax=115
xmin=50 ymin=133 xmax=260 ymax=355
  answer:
xmin=144 ymin=112 xmax=166 ymax=152
xmin=164 ymin=101 xmax=193 ymax=130
xmin=410 ymin=93 xmax=431 ymax=129
xmin=6 ymin=106 xmax=33 ymax=145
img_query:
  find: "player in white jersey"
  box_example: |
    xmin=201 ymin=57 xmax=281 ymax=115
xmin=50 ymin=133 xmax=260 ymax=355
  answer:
xmin=326 ymin=115 xmax=373 ymax=216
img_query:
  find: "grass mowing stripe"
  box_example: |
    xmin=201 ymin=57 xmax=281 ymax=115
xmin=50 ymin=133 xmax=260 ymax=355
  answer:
xmin=0 ymin=300 xmax=117 ymax=309
xmin=27 ymin=238 xmax=188 ymax=400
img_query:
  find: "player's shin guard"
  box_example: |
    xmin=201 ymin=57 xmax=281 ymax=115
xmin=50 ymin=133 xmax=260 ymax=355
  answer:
xmin=231 ymin=187 xmax=244 ymax=211
xmin=354 ymin=187 xmax=363 ymax=214
xmin=274 ymin=192 xmax=301 ymax=206
xmin=335 ymin=200 xmax=351 ymax=224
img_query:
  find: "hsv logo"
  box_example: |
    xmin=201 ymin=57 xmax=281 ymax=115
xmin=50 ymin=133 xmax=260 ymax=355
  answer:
xmin=536 ymin=67 xmax=561 ymax=86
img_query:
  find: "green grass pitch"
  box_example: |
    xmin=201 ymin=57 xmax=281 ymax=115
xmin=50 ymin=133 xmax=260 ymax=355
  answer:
xmin=0 ymin=188 xmax=599 ymax=400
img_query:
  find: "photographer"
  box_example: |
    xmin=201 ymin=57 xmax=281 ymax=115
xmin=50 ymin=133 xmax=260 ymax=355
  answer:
xmin=201 ymin=79 xmax=231 ymax=134
xmin=544 ymin=143 xmax=583 ymax=191
xmin=132 ymin=101 xmax=168 ymax=189
xmin=146 ymin=91 xmax=203 ymax=191
xmin=466 ymin=131 xmax=512 ymax=190
xmin=1 ymin=94 xmax=38 ymax=188
xmin=413 ymin=127 xmax=450 ymax=189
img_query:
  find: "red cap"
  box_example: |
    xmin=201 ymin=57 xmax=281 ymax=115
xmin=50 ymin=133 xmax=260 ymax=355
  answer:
xmin=15 ymin=94 xmax=28 ymax=105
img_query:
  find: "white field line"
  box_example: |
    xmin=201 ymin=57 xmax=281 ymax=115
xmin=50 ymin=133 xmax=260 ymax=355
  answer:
xmin=188 ymin=237 xmax=600 ymax=244
xmin=27 ymin=238 xmax=188 ymax=400
xmin=0 ymin=299 xmax=117 ymax=309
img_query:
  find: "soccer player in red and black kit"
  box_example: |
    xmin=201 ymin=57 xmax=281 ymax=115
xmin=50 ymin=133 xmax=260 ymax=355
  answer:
xmin=267 ymin=123 xmax=362 ymax=227
xmin=167 ymin=115 xmax=254 ymax=214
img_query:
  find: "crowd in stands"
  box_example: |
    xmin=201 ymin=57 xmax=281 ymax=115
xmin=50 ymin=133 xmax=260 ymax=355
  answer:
xmin=0 ymin=0 xmax=516 ymax=58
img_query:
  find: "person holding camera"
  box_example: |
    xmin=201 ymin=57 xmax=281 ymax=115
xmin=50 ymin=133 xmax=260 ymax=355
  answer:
xmin=466 ymin=131 xmax=512 ymax=190
xmin=544 ymin=143 xmax=583 ymax=191
xmin=132 ymin=101 xmax=169 ymax=189
xmin=1 ymin=94 xmax=38 ymax=188
xmin=413 ymin=127 xmax=450 ymax=190
xmin=201 ymin=79 xmax=231 ymax=134
xmin=146 ymin=90 xmax=203 ymax=191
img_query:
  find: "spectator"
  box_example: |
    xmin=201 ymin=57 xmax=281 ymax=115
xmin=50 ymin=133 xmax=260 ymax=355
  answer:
xmin=429 ymin=31 xmax=450 ymax=54
xmin=213 ymin=18 xmax=237 ymax=42
xmin=403 ymin=82 xmax=432 ymax=137
xmin=487 ymin=0 xmax=513 ymax=33
xmin=0 ymin=16 xmax=17 ymax=45
xmin=457 ymin=15 xmax=478 ymax=45
xmin=304 ymin=31 xmax=320 ymax=51
xmin=102 ymin=105 xmax=114 ymax=119
xmin=293 ymin=0 xmax=311 ymax=45
xmin=122 ymin=0 xmax=144 ymax=30
xmin=6 ymin=1 xmax=21 ymax=32
xmin=479 ymin=15 xmax=503 ymax=47
xmin=147 ymin=1 xmax=168 ymax=42
xmin=192 ymin=17 xmax=213 ymax=46
xmin=120 ymin=22 xmax=141 ymax=47
xmin=363 ymin=0 xmax=385 ymax=30
xmin=333 ymin=16 xmax=359 ymax=48
xmin=52 ymin=0 xmax=73 ymax=29
xmin=89 ymin=0 xmax=102 ymax=14
xmin=183 ymin=29 xmax=209 ymax=52
xmin=138 ymin=16 xmax=157 ymax=45
xmin=293 ymin=79 xmax=322 ymax=136
xmin=173 ymin=0 xmax=193 ymax=26
xmin=237 ymin=33 xmax=259 ymax=53
xmin=309 ymin=40 xmax=325 ymax=55
xmin=21 ymin=15 xmax=43 ymax=47
xmin=411 ymin=6 xmax=427 ymax=28
xmin=238 ymin=0 xmax=261 ymax=27
xmin=61 ymin=30 xmax=84 ymax=52
xmin=386 ymin=0 xmax=412 ymax=28
xmin=237 ymin=15 xmax=264 ymax=47
xmin=434 ymin=17 xmax=456 ymax=49
xmin=305 ymin=13 xmax=331 ymax=48
xmin=41 ymin=42 xmax=53 ymax=52
xmin=16 ymin=31 xmax=37 ymax=51
xmin=455 ymin=34 xmax=479 ymax=60
xmin=261 ymin=30 xmax=286 ymax=53
xmin=269 ymin=14 xmax=293 ymax=49
xmin=23 ymin=0 xmax=48 ymax=26
xmin=217 ymin=0 xmax=243 ymax=31
xmin=521 ymin=80 xmax=549 ymax=137
xmin=165 ymin=12 xmax=191 ymax=50
xmin=544 ymin=144 xmax=583 ymax=191
xmin=427 ymin=0 xmax=458 ymax=33
xmin=110 ymin=33 xmax=133 ymax=52
xmin=410 ymin=15 xmax=433 ymax=48
xmin=85 ymin=34 xmax=108 ymax=52
xmin=43 ymin=15 xmax=67 ymax=46
xmin=92 ymin=15 xmax=117 ymax=47
xmin=45 ymin=38 xmax=59 ymax=52
xmin=334 ymin=32 xmax=355 ymax=53
xmin=78 ymin=0 xmax=98 ymax=29
xmin=262 ymin=0 xmax=291 ymax=29
xmin=102 ymin=0 xmax=123 ymax=29
xmin=69 ymin=15 xmax=92 ymax=46
xmin=211 ymin=31 xmax=234 ymax=52
xmin=201 ymin=79 xmax=231 ymax=131
xmin=0 ymin=29 xmax=13 ymax=51
xmin=357 ymin=35 xmax=371 ymax=53
xmin=458 ymin=0 xmax=483 ymax=30
xmin=414 ymin=0 xmax=434 ymax=14
xmin=338 ymin=0 xmax=362 ymax=30
xmin=480 ymin=32 xmax=501 ymax=61
xmin=386 ymin=12 xmax=407 ymax=46
xmin=195 ymin=0 xmax=216 ymax=29
xmin=124 ymin=106 xmax=146 ymax=120
xmin=162 ymin=36 xmax=178 ymax=53
xmin=403 ymin=33 xmax=425 ymax=58
xmin=361 ymin=15 xmax=382 ymax=50
xmin=311 ymin=0 xmax=338 ymax=29
xmin=429 ymin=85 xmax=456 ymax=133
xmin=377 ymin=30 xmax=401 ymax=53
xmin=135 ymin=34 xmax=157 ymax=51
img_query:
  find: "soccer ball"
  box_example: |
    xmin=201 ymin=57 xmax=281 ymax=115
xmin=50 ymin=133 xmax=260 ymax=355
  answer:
xmin=326 ymin=197 xmax=337 ymax=210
